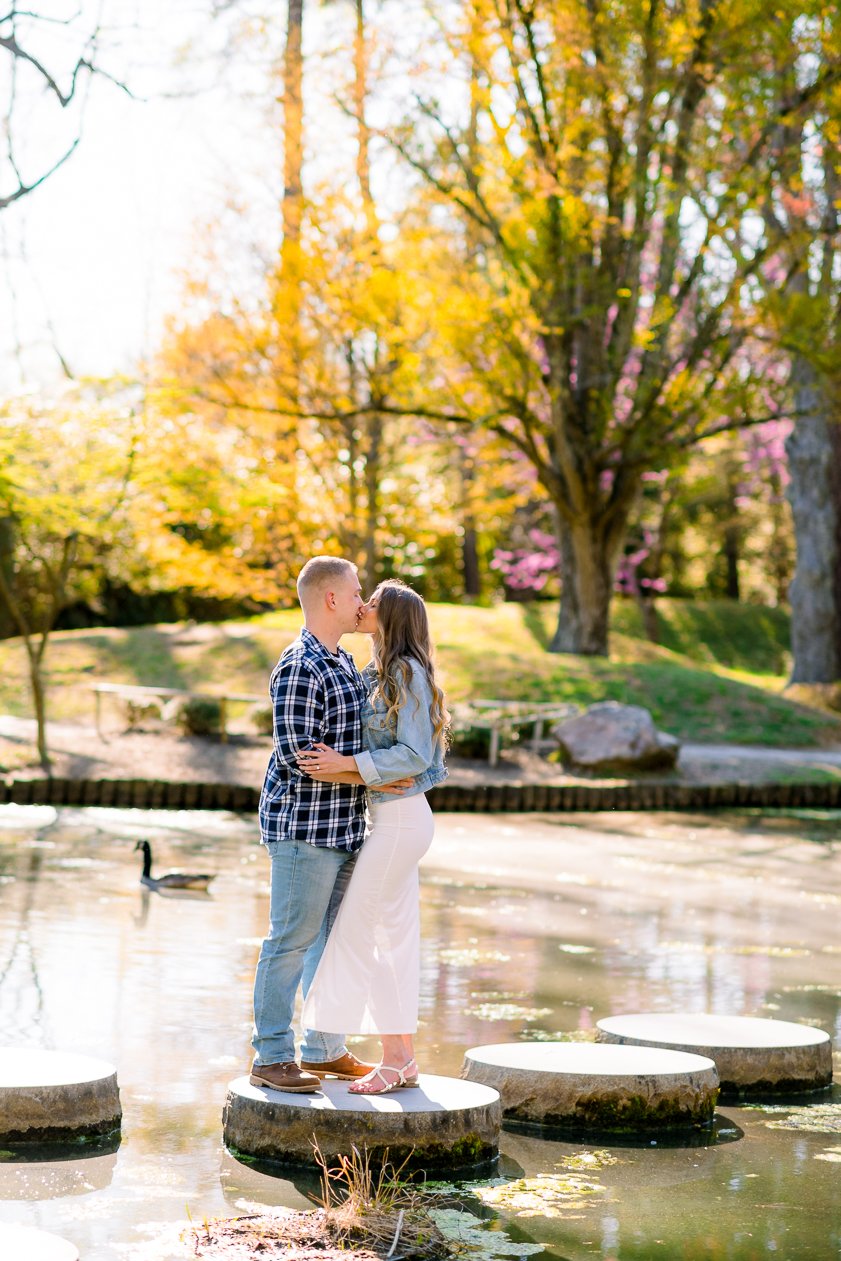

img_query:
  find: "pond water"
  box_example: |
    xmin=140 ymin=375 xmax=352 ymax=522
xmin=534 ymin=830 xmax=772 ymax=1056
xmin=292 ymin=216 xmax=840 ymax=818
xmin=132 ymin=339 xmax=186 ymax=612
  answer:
xmin=0 ymin=804 xmax=839 ymax=1260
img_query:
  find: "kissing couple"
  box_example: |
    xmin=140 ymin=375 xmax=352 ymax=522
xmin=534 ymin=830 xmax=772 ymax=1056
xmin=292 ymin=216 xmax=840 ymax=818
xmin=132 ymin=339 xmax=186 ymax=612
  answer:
xmin=248 ymin=556 xmax=449 ymax=1095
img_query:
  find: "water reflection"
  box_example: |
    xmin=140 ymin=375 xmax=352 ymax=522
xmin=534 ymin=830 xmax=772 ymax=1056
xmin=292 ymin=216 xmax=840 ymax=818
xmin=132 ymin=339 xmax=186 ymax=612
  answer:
xmin=0 ymin=1149 xmax=118 ymax=1199
xmin=0 ymin=805 xmax=837 ymax=1259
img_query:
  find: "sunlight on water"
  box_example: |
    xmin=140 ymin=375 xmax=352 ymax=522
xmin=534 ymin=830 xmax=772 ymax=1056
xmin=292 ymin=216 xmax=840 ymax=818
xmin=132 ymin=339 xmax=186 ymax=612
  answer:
xmin=0 ymin=805 xmax=839 ymax=1259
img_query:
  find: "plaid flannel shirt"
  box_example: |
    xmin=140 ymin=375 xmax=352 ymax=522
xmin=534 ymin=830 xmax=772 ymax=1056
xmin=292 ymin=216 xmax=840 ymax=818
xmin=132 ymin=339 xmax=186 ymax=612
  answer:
xmin=258 ymin=628 xmax=368 ymax=851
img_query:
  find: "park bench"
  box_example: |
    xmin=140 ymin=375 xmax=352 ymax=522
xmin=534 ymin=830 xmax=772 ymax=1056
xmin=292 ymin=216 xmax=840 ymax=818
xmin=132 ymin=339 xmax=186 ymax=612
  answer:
xmin=90 ymin=682 xmax=264 ymax=743
xmin=455 ymin=700 xmax=579 ymax=766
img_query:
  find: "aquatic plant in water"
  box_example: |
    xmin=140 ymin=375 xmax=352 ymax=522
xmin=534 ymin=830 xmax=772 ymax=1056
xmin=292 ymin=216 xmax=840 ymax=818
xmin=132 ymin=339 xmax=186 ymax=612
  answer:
xmin=472 ymin=1173 xmax=605 ymax=1218
xmin=760 ymin=1104 xmax=841 ymax=1134
xmin=557 ymin=1149 xmax=620 ymax=1171
xmin=430 ymin=1208 xmax=544 ymax=1256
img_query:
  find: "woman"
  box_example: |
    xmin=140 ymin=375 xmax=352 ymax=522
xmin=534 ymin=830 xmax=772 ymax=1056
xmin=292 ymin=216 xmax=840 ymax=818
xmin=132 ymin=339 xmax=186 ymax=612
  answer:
xmin=296 ymin=579 xmax=448 ymax=1095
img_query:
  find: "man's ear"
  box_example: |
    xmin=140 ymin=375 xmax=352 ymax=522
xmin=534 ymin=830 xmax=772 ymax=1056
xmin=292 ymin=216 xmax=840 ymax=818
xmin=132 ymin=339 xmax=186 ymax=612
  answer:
xmin=326 ymin=588 xmax=337 ymax=610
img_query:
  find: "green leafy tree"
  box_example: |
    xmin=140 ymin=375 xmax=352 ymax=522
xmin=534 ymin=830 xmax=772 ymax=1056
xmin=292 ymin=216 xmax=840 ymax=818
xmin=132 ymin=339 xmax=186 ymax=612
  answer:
xmin=0 ymin=382 xmax=287 ymax=767
xmin=0 ymin=387 xmax=139 ymax=766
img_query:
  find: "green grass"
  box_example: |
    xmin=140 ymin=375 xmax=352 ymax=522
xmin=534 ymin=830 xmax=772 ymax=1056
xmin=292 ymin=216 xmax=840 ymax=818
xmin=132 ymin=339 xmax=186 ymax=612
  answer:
xmin=0 ymin=598 xmax=839 ymax=748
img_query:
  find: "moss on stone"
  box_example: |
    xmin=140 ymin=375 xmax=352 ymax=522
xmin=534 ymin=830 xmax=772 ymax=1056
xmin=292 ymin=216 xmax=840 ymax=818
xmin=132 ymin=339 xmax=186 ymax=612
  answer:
xmin=226 ymin=1133 xmax=497 ymax=1177
xmin=513 ymin=1086 xmax=719 ymax=1136
xmin=718 ymin=1076 xmax=832 ymax=1102
xmin=575 ymin=1090 xmax=716 ymax=1133
xmin=0 ymin=1115 xmax=123 ymax=1144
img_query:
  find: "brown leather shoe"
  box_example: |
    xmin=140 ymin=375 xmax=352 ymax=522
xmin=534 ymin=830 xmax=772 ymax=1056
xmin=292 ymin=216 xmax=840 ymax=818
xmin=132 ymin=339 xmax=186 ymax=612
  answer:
xmin=300 ymin=1051 xmax=376 ymax=1080
xmin=249 ymin=1061 xmax=321 ymax=1093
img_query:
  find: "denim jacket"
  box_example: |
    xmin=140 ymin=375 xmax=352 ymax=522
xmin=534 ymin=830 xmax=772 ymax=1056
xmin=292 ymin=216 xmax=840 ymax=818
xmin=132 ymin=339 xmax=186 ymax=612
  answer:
xmin=353 ymin=659 xmax=448 ymax=804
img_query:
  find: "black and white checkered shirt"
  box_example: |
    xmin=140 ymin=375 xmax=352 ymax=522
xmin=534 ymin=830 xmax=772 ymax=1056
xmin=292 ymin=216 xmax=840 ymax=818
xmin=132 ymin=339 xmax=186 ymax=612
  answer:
xmin=258 ymin=628 xmax=368 ymax=851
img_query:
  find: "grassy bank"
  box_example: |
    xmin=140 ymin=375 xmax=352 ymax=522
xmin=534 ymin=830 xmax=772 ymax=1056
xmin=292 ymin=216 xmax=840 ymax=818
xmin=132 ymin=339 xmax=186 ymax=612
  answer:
xmin=0 ymin=599 xmax=837 ymax=748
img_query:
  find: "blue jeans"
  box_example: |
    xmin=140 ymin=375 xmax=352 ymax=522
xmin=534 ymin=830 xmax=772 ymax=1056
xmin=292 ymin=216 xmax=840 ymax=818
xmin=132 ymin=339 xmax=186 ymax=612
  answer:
xmin=251 ymin=839 xmax=357 ymax=1065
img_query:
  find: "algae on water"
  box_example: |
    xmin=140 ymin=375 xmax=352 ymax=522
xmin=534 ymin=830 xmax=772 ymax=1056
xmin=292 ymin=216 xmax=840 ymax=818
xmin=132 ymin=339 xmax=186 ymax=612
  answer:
xmin=431 ymin=1208 xmax=544 ymax=1257
xmin=761 ymin=1104 xmax=841 ymax=1134
xmin=557 ymin=1149 xmax=620 ymax=1171
xmin=472 ymin=1173 xmax=606 ymax=1218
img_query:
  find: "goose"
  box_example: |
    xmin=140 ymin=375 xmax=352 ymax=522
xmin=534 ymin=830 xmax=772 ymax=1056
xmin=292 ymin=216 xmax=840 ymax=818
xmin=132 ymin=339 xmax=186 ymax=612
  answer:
xmin=134 ymin=840 xmax=215 ymax=891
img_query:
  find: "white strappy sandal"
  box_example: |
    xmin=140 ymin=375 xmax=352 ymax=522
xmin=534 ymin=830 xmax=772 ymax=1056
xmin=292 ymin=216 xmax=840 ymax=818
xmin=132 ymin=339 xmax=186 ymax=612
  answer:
xmin=348 ymin=1058 xmax=420 ymax=1095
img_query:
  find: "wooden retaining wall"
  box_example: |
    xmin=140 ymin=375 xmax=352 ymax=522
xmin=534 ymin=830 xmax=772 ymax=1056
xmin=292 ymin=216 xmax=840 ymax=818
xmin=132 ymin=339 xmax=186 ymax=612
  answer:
xmin=2 ymin=777 xmax=841 ymax=812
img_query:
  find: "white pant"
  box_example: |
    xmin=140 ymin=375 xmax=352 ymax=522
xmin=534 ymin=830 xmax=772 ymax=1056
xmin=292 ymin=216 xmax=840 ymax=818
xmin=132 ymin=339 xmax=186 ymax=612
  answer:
xmin=302 ymin=793 xmax=434 ymax=1035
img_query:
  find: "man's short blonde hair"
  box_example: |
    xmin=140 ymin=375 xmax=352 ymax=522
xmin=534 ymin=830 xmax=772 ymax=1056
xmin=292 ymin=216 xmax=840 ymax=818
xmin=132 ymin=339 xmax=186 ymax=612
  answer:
xmin=296 ymin=556 xmax=357 ymax=608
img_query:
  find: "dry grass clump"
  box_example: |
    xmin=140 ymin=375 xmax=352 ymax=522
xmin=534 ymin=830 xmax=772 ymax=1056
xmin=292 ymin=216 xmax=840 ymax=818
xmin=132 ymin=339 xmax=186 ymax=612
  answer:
xmin=184 ymin=1144 xmax=456 ymax=1261
xmin=185 ymin=1208 xmax=377 ymax=1259
xmin=316 ymin=1143 xmax=454 ymax=1260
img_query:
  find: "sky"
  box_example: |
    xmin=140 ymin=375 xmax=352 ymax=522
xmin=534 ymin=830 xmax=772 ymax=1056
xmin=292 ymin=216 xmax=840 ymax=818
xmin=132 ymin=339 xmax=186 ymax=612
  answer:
xmin=0 ymin=1 xmax=283 ymax=390
xmin=0 ymin=0 xmax=447 ymax=393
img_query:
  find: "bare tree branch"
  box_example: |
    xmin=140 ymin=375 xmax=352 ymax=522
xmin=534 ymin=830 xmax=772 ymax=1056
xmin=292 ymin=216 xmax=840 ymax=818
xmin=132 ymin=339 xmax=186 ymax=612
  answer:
xmin=0 ymin=137 xmax=80 ymax=211
xmin=1 ymin=9 xmax=135 ymax=211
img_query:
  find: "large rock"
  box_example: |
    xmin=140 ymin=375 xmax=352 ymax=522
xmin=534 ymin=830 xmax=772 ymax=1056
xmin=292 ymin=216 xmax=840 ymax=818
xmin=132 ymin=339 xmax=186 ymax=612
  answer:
xmin=552 ymin=701 xmax=679 ymax=773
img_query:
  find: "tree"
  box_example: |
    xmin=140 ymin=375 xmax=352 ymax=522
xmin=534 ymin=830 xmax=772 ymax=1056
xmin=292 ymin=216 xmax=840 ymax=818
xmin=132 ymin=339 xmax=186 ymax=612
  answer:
xmin=1 ymin=6 xmax=131 ymax=638
xmin=381 ymin=0 xmax=841 ymax=654
xmin=0 ymin=387 xmax=139 ymax=766
xmin=0 ymin=382 xmax=285 ymax=767
xmin=159 ymin=0 xmax=452 ymax=594
xmin=760 ymin=19 xmax=841 ymax=683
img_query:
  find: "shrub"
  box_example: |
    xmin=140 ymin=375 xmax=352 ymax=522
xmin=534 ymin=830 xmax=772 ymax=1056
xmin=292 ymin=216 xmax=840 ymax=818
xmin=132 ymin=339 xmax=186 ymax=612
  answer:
xmin=123 ymin=699 xmax=164 ymax=730
xmin=251 ymin=704 xmax=274 ymax=737
xmin=447 ymin=723 xmax=492 ymax=759
xmin=176 ymin=697 xmax=223 ymax=737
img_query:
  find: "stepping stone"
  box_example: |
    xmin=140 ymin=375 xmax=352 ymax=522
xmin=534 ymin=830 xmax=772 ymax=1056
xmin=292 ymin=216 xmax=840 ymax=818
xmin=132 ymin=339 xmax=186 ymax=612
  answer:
xmin=0 ymin=1048 xmax=121 ymax=1143
xmin=461 ymin=1042 xmax=719 ymax=1134
xmin=0 ymin=1223 xmax=78 ymax=1261
xmin=223 ymin=1073 xmax=500 ymax=1172
xmin=597 ymin=1013 xmax=833 ymax=1099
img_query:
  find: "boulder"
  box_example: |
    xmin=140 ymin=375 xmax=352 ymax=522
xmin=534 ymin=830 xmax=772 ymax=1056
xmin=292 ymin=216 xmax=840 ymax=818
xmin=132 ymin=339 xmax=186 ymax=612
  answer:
xmin=552 ymin=701 xmax=679 ymax=773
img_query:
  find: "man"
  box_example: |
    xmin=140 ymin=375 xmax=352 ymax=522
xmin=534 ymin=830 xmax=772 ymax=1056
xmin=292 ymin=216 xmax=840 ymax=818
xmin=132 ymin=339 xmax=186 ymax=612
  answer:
xmin=250 ymin=556 xmax=407 ymax=1092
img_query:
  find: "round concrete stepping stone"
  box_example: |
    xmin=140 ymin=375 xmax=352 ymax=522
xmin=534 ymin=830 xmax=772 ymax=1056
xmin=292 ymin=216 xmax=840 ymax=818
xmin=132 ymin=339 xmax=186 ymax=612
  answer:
xmin=0 ymin=1048 xmax=121 ymax=1143
xmin=461 ymin=1042 xmax=719 ymax=1134
xmin=0 ymin=1223 xmax=78 ymax=1261
xmin=597 ymin=1013 xmax=832 ymax=1098
xmin=223 ymin=1073 xmax=500 ymax=1172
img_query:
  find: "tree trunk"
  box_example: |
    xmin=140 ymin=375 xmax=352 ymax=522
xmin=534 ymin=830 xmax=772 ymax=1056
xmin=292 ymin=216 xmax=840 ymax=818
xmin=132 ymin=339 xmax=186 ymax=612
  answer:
xmin=785 ymin=359 xmax=841 ymax=683
xmin=363 ymin=413 xmax=382 ymax=592
xmin=0 ymin=517 xmax=15 ymax=639
xmin=353 ymin=0 xmax=375 ymax=231
xmin=550 ymin=519 xmax=614 ymax=655
xmin=832 ymin=418 xmax=841 ymax=632
xmin=26 ymin=640 xmax=50 ymax=771
xmin=723 ymin=525 xmax=740 ymax=600
xmin=270 ymin=0 xmax=306 ymax=547
xmin=721 ymin=473 xmax=741 ymax=600
xmin=636 ymin=593 xmax=659 ymax=643
xmin=460 ymin=450 xmax=481 ymax=599
xmin=281 ymin=0 xmax=304 ymax=262
xmin=462 ymin=521 xmax=481 ymax=600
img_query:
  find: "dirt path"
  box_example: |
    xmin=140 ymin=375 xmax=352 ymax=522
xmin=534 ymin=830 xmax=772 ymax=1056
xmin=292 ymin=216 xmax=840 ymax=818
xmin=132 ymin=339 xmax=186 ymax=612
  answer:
xmin=2 ymin=715 xmax=841 ymax=787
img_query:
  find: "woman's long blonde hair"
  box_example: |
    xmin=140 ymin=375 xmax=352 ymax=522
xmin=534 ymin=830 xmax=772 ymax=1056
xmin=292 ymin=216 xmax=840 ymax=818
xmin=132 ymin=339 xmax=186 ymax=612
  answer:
xmin=369 ymin=579 xmax=449 ymax=751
